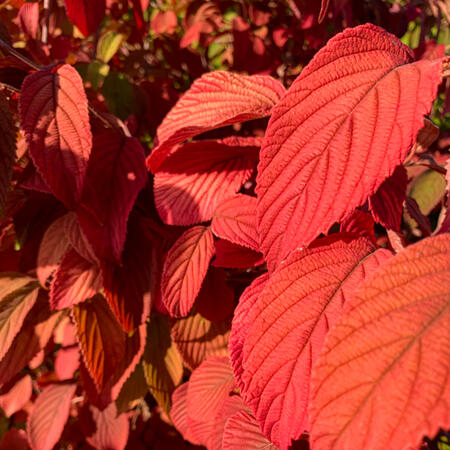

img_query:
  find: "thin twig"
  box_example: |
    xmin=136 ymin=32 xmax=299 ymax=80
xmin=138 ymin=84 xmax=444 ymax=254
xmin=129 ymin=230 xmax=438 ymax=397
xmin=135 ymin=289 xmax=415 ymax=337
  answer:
xmin=405 ymin=160 xmax=447 ymax=175
xmin=42 ymin=0 xmax=50 ymax=45
xmin=0 ymin=38 xmax=40 ymax=70
xmin=0 ymin=81 xmax=20 ymax=93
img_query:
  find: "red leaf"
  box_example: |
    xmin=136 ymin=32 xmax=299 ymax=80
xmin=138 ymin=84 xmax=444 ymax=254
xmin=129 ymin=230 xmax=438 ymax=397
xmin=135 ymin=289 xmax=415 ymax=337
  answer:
xmin=63 ymin=0 xmax=106 ymax=37
xmin=79 ymin=323 xmax=146 ymax=410
xmin=19 ymin=65 xmax=92 ymax=209
xmin=0 ymin=429 xmax=28 ymax=450
xmin=223 ymin=410 xmax=277 ymax=450
xmin=50 ymin=249 xmax=102 ymax=309
xmin=212 ymin=239 xmax=264 ymax=269
xmin=27 ymin=383 xmax=76 ymax=450
xmin=147 ymin=71 xmax=286 ymax=172
xmin=37 ymin=215 xmax=71 ymax=287
xmin=211 ymin=194 xmax=259 ymax=251
xmin=0 ymin=275 xmax=40 ymax=362
xmin=162 ymin=226 xmax=215 ymax=317
xmin=0 ymin=92 xmax=17 ymax=216
xmin=77 ymin=132 xmax=147 ymax=263
xmin=257 ymin=24 xmax=443 ymax=270
xmin=310 ymin=234 xmax=450 ymax=450
xmin=72 ymin=295 xmax=126 ymax=392
xmin=241 ymin=235 xmax=392 ymax=448
xmin=369 ymin=165 xmax=408 ymax=231
xmin=0 ymin=375 xmax=32 ymax=417
xmin=18 ymin=2 xmax=39 ymax=39
xmin=80 ymin=402 xmax=129 ymax=450
xmin=171 ymin=312 xmax=230 ymax=370
xmin=187 ymin=356 xmax=236 ymax=422
xmin=154 ymin=137 xmax=260 ymax=226
xmin=340 ymin=209 xmax=376 ymax=244
xmin=101 ymin=214 xmax=156 ymax=332
xmin=65 ymin=212 xmax=97 ymax=263
xmin=229 ymin=273 xmax=269 ymax=392
xmin=195 ymin=267 xmax=235 ymax=322
xmin=55 ymin=346 xmax=79 ymax=381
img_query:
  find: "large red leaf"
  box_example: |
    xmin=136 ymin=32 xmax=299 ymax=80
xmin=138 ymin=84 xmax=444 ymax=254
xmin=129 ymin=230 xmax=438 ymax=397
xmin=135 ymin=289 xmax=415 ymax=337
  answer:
xmin=27 ymin=383 xmax=76 ymax=450
xmin=310 ymin=234 xmax=450 ymax=450
xmin=0 ymin=274 xmax=39 ymax=362
xmin=257 ymin=24 xmax=443 ymax=270
xmin=77 ymin=132 xmax=147 ymax=263
xmin=171 ymin=312 xmax=230 ymax=370
xmin=80 ymin=402 xmax=129 ymax=450
xmin=72 ymin=294 xmax=126 ymax=392
xmin=369 ymin=165 xmax=408 ymax=231
xmin=223 ymin=410 xmax=277 ymax=450
xmin=162 ymin=226 xmax=215 ymax=317
xmin=19 ymin=65 xmax=92 ymax=209
xmin=50 ymin=249 xmax=102 ymax=309
xmin=147 ymin=71 xmax=286 ymax=171
xmin=187 ymin=356 xmax=236 ymax=422
xmin=64 ymin=0 xmax=106 ymax=37
xmin=0 ymin=92 xmax=16 ymax=216
xmin=229 ymin=273 xmax=269 ymax=392
xmin=211 ymin=194 xmax=259 ymax=251
xmin=37 ymin=214 xmax=71 ymax=287
xmin=241 ymin=235 xmax=392 ymax=448
xmin=101 ymin=214 xmax=156 ymax=332
xmin=154 ymin=137 xmax=260 ymax=226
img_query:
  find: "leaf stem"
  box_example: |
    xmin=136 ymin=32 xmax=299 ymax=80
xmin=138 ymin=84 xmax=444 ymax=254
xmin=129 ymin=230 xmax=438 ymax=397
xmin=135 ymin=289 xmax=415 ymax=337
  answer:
xmin=0 ymin=39 xmax=40 ymax=71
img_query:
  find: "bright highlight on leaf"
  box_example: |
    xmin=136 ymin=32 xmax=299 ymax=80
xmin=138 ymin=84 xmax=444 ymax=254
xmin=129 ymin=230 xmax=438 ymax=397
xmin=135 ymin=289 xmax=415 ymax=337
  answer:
xmin=310 ymin=234 xmax=450 ymax=450
xmin=257 ymin=23 xmax=443 ymax=270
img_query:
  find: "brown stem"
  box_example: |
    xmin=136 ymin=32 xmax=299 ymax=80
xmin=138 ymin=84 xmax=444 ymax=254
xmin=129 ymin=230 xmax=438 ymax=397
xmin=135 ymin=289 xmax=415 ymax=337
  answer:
xmin=0 ymin=39 xmax=40 ymax=70
xmin=405 ymin=161 xmax=447 ymax=175
xmin=0 ymin=81 xmax=20 ymax=93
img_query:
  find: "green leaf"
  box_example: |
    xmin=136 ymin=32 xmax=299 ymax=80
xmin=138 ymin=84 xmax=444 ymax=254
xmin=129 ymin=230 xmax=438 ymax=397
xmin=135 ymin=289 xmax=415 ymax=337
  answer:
xmin=97 ymin=31 xmax=126 ymax=63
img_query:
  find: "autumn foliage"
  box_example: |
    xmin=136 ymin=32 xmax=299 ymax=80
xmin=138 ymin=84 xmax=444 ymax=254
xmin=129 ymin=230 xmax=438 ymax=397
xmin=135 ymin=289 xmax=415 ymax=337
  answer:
xmin=0 ymin=1 xmax=449 ymax=449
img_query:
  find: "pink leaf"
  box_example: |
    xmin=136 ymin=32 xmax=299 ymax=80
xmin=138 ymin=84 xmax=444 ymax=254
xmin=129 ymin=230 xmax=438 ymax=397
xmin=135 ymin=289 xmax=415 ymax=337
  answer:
xmin=162 ymin=226 xmax=215 ymax=317
xmin=55 ymin=346 xmax=79 ymax=381
xmin=50 ymin=249 xmax=102 ymax=309
xmin=310 ymin=234 xmax=450 ymax=450
xmin=229 ymin=273 xmax=269 ymax=392
xmin=77 ymin=132 xmax=147 ymax=263
xmin=63 ymin=0 xmax=106 ymax=37
xmin=212 ymin=194 xmax=259 ymax=251
xmin=257 ymin=24 xmax=443 ymax=270
xmin=18 ymin=2 xmax=39 ymax=39
xmin=223 ymin=410 xmax=277 ymax=450
xmin=154 ymin=137 xmax=260 ymax=226
xmin=369 ymin=165 xmax=408 ymax=231
xmin=0 ymin=375 xmax=32 ymax=417
xmin=27 ymin=383 xmax=76 ymax=450
xmin=187 ymin=356 xmax=236 ymax=422
xmin=80 ymin=402 xmax=129 ymax=450
xmin=147 ymin=71 xmax=286 ymax=171
xmin=241 ymin=235 xmax=392 ymax=448
xmin=19 ymin=65 xmax=92 ymax=209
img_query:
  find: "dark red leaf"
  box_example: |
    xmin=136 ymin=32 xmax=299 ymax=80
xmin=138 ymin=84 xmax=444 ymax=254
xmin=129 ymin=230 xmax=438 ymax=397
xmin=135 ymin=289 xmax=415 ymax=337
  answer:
xmin=154 ymin=137 xmax=260 ymax=226
xmin=77 ymin=132 xmax=147 ymax=263
xmin=27 ymin=383 xmax=76 ymax=450
xmin=64 ymin=0 xmax=106 ymax=37
xmin=0 ymin=429 xmax=28 ymax=450
xmin=19 ymin=65 xmax=92 ymax=209
xmin=147 ymin=71 xmax=286 ymax=172
xmin=257 ymin=24 xmax=443 ymax=270
xmin=212 ymin=239 xmax=264 ymax=269
xmin=340 ymin=209 xmax=376 ymax=244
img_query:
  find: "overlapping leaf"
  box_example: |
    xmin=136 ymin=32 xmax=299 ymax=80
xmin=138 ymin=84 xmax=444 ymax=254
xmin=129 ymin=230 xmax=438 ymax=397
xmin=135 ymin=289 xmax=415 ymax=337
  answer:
xmin=50 ymin=249 xmax=102 ymax=309
xmin=27 ymin=383 xmax=76 ymax=450
xmin=213 ymin=239 xmax=264 ymax=269
xmin=18 ymin=2 xmax=39 ymax=39
xmin=369 ymin=165 xmax=408 ymax=231
xmin=147 ymin=71 xmax=286 ymax=171
xmin=240 ymin=235 xmax=392 ymax=448
xmin=63 ymin=0 xmax=106 ymax=37
xmin=154 ymin=137 xmax=260 ymax=226
xmin=77 ymin=132 xmax=147 ymax=263
xmin=19 ymin=65 xmax=92 ymax=209
xmin=171 ymin=312 xmax=230 ymax=370
xmin=310 ymin=234 xmax=450 ymax=450
xmin=257 ymin=23 xmax=443 ymax=270
xmin=211 ymin=194 xmax=259 ymax=251
xmin=0 ymin=92 xmax=16 ymax=216
xmin=162 ymin=226 xmax=215 ymax=317
xmin=0 ymin=375 xmax=32 ymax=417
xmin=72 ymin=295 xmax=126 ymax=392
